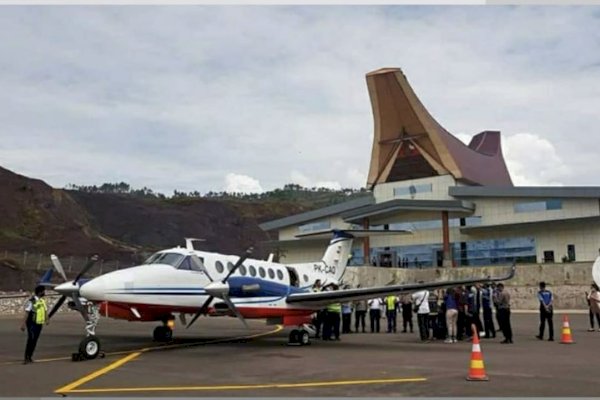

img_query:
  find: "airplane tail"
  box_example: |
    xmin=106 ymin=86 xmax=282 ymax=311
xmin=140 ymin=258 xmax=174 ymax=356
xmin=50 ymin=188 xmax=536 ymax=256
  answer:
xmin=321 ymin=230 xmax=354 ymax=283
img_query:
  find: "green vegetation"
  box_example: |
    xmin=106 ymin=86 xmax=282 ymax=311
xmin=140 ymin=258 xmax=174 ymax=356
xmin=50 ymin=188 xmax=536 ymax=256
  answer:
xmin=66 ymin=182 xmax=371 ymax=209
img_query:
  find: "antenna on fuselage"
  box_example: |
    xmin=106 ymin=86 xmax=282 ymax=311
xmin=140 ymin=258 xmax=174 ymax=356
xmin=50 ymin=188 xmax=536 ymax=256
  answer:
xmin=267 ymin=253 xmax=274 ymax=262
xmin=185 ymin=238 xmax=206 ymax=251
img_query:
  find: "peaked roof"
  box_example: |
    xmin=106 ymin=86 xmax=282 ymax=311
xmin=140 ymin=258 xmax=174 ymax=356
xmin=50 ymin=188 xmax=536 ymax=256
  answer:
xmin=366 ymin=68 xmax=513 ymax=188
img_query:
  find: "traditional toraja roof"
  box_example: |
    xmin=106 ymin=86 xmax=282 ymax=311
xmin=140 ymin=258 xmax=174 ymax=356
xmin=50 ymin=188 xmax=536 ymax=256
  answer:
xmin=366 ymin=68 xmax=513 ymax=188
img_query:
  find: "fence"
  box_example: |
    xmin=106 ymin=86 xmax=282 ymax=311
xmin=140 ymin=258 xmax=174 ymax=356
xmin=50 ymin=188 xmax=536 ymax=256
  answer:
xmin=0 ymin=250 xmax=140 ymax=277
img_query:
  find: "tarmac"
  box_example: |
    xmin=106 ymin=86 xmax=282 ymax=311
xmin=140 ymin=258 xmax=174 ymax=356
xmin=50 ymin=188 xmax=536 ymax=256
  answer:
xmin=0 ymin=312 xmax=598 ymax=397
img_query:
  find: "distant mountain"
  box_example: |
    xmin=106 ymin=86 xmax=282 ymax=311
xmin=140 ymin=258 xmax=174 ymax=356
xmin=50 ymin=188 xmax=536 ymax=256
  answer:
xmin=0 ymin=166 xmax=369 ymax=263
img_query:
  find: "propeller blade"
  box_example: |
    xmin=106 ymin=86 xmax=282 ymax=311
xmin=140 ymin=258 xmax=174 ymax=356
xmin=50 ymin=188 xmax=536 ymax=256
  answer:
xmin=48 ymin=295 xmax=66 ymax=319
xmin=50 ymin=254 xmax=67 ymax=281
xmin=186 ymin=295 xmax=213 ymax=329
xmin=222 ymin=247 xmax=253 ymax=283
xmin=222 ymin=294 xmax=249 ymax=329
xmin=191 ymin=253 xmax=213 ymax=282
xmin=73 ymin=255 xmax=99 ymax=284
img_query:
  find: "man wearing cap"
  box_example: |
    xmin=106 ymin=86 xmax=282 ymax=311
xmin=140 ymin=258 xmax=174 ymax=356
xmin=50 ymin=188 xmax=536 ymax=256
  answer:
xmin=20 ymin=285 xmax=48 ymax=364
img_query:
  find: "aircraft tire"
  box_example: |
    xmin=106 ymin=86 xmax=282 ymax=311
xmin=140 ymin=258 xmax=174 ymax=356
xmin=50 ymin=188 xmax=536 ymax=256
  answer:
xmin=79 ymin=336 xmax=101 ymax=360
xmin=153 ymin=326 xmax=173 ymax=342
xmin=299 ymin=330 xmax=310 ymax=346
xmin=288 ymin=329 xmax=300 ymax=344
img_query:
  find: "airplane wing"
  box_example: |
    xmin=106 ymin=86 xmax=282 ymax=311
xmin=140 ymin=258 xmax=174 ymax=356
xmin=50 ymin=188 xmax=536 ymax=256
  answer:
xmin=286 ymin=264 xmax=516 ymax=307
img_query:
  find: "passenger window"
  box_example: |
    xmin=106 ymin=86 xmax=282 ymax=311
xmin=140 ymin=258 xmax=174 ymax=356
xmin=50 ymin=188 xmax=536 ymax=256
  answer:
xmin=259 ymin=267 xmax=266 ymax=278
xmin=276 ymin=270 xmax=284 ymax=280
xmin=227 ymin=262 xmax=234 ymax=272
xmin=268 ymin=268 xmax=275 ymax=279
xmin=249 ymin=265 xmax=256 ymax=277
xmin=239 ymin=265 xmax=247 ymax=276
xmin=215 ymin=261 xmax=224 ymax=273
xmin=303 ymin=274 xmax=308 ymax=282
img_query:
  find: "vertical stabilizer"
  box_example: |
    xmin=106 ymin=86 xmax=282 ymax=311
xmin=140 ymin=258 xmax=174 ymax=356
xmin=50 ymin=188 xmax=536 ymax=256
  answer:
xmin=321 ymin=230 xmax=354 ymax=282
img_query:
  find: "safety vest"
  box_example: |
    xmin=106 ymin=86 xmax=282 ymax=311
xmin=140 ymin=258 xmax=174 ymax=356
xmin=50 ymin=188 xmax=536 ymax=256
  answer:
xmin=327 ymin=302 xmax=341 ymax=313
xmin=33 ymin=298 xmax=47 ymax=325
xmin=386 ymin=296 xmax=396 ymax=310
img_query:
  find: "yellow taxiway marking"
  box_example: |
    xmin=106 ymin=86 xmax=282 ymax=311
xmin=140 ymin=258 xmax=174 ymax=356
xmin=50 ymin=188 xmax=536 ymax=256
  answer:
xmin=64 ymin=377 xmax=428 ymax=394
xmin=3 ymin=324 xmax=284 ymax=366
xmin=55 ymin=351 xmax=143 ymax=394
xmin=54 ymin=325 xmax=284 ymax=394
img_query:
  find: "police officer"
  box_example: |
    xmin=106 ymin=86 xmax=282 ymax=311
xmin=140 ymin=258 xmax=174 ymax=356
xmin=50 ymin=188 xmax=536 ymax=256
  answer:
xmin=20 ymin=285 xmax=48 ymax=364
xmin=536 ymin=281 xmax=554 ymax=341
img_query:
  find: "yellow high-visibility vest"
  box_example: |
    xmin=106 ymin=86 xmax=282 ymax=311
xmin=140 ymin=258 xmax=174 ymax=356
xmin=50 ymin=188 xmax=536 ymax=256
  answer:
xmin=386 ymin=296 xmax=396 ymax=310
xmin=327 ymin=302 xmax=341 ymax=313
xmin=33 ymin=298 xmax=47 ymax=325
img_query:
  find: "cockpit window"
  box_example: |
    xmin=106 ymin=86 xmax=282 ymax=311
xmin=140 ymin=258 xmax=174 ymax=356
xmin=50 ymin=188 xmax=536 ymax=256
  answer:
xmin=143 ymin=252 xmax=185 ymax=268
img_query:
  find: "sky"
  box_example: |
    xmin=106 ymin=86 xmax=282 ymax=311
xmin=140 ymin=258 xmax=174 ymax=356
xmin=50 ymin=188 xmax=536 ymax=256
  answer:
xmin=1 ymin=6 xmax=600 ymax=194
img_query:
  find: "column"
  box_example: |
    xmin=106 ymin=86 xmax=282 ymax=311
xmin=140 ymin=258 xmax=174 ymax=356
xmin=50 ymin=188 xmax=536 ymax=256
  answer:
xmin=442 ymin=211 xmax=453 ymax=267
xmin=363 ymin=217 xmax=370 ymax=266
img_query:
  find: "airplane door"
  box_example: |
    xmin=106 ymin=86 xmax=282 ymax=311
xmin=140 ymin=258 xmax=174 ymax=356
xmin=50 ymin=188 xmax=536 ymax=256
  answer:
xmin=286 ymin=267 xmax=299 ymax=287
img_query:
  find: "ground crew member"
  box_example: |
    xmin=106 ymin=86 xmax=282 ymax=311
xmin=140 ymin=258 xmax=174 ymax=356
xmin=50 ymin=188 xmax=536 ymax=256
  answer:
xmin=385 ymin=295 xmax=399 ymax=333
xmin=400 ymin=294 xmax=413 ymax=333
xmin=323 ymin=284 xmax=341 ymax=340
xmin=20 ymin=285 xmax=48 ymax=364
xmin=354 ymin=295 xmax=367 ymax=333
xmin=368 ymin=297 xmax=383 ymax=333
xmin=536 ymin=281 xmax=554 ymax=341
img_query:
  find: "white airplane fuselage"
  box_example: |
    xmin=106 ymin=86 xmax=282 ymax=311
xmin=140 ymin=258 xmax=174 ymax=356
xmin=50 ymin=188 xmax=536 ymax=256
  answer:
xmin=76 ymin=235 xmax=353 ymax=326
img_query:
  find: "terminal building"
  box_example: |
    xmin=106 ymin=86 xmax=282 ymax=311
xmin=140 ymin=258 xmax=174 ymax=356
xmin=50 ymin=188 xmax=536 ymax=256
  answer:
xmin=260 ymin=68 xmax=600 ymax=268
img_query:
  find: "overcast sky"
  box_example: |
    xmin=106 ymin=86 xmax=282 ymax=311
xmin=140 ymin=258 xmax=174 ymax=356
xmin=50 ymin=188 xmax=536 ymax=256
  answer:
xmin=1 ymin=6 xmax=599 ymax=194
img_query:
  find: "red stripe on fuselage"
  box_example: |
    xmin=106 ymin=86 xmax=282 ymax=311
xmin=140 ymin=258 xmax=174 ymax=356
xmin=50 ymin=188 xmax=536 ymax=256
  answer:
xmin=98 ymin=301 xmax=313 ymax=322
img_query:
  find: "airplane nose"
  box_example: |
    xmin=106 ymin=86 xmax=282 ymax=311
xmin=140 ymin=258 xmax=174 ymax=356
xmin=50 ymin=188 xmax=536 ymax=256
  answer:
xmin=80 ymin=277 xmax=106 ymax=301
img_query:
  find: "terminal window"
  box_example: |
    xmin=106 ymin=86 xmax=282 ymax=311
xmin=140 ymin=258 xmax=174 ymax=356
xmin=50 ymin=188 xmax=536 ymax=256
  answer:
xmin=514 ymin=199 xmax=562 ymax=213
xmin=393 ymin=183 xmax=432 ymax=197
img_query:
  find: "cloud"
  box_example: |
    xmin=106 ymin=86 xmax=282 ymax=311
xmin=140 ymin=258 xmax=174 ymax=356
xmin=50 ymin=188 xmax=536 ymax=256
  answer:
xmin=224 ymin=173 xmax=263 ymax=194
xmin=0 ymin=6 xmax=599 ymax=193
xmin=289 ymin=170 xmax=342 ymax=190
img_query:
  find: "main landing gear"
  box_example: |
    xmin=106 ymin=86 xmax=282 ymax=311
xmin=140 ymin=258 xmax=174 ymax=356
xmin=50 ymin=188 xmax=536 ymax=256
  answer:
xmin=153 ymin=319 xmax=175 ymax=342
xmin=153 ymin=325 xmax=173 ymax=342
xmin=288 ymin=328 xmax=311 ymax=346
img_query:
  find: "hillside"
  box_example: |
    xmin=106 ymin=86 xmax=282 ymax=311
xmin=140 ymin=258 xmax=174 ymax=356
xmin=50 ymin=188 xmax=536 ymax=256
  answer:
xmin=0 ymin=166 xmax=369 ymax=265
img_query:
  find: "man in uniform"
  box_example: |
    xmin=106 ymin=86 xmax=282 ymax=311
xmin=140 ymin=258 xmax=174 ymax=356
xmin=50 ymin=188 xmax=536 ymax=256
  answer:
xmin=385 ymin=295 xmax=399 ymax=333
xmin=536 ymin=281 xmax=554 ymax=341
xmin=20 ymin=285 xmax=48 ymax=364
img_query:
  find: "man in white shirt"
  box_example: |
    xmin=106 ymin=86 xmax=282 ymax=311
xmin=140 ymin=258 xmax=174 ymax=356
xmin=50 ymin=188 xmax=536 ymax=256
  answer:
xmin=411 ymin=290 xmax=430 ymax=341
xmin=368 ymin=298 xmax=383 ymax=333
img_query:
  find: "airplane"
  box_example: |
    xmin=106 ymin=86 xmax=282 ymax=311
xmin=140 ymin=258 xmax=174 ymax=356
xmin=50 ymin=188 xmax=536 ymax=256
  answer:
xmin=43 ymin=230 xmax=515 ymax=360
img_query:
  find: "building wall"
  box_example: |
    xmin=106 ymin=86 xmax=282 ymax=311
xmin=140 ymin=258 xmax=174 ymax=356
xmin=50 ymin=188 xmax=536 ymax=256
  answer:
xmin=471 ymin=197 xmax=599 ymax=226
xmin=373 ymin=175 xmax=457 ymax=202
xmin=344 ymin=263 xmax=594 ymax=310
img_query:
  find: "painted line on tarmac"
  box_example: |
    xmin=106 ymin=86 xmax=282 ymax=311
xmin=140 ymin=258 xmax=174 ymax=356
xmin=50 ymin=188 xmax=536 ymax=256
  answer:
xmin=62 ymin=377 xmax=428 ymax=394
xmin=2 ymin=324 xmax=284 ymax=366
xmin=54 ymin=325 xmax=284 ymax=395
xmin=54 ymin=351 xmax=143 ymax=394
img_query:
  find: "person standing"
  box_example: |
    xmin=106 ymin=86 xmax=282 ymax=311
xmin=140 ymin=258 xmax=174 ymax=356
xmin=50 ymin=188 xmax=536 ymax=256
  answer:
xmin=444 ymin=287 xmax=459 ymax=343
xmin=481 ymin=283 xmax=496 ymax=339
xmin=341 ymin=301 xmax=353 ymax=334
xmin=412 ymin=289 xmax=430 ymax=341
xmin=536 ymin=281 xmax=554 ymax=341
xmin=311 ymin=280 xmax=324 ymax=338
xmin=323 ymin=284 xmax=341 ymax=341
xmin=587 ymin=283 xmax=600 ymax=331
xmin=400 ymin=294 xmax=413 ymax=333
xmin=385 ymin=295 xmax=399 ymax=333
xmin=368 ymin=297 xmax=383 ymax=333
xmin=354 ymin=298 xmax=367 ymax=333
xmin=494 ymin=283 xmax=513 ymax=344
xmin=20 ymin=285 xmax=48 ymax=364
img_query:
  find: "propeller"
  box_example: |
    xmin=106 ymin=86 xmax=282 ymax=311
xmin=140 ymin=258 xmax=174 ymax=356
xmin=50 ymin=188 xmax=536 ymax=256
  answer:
xmin=186 ymin=247 xmax=253 ymax=329
xmin=48 ymin=254 xmax=99 ymax=320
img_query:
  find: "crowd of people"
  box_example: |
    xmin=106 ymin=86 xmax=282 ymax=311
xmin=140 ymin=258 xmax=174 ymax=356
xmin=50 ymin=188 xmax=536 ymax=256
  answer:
xmin=310 ymin=280 xmax=519 ymax=343
xmin=311 ymin=279 xmax=600 ymax=345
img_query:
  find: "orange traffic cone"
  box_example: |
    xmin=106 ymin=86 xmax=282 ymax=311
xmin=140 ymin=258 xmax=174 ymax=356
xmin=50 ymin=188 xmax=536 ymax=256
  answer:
xmin=466 ymin=324 xmax=489 ymax=381
xmin=560 ymin=315 xmax=575 ymax=344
